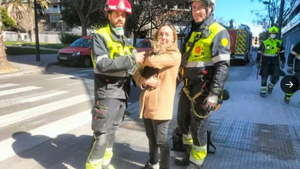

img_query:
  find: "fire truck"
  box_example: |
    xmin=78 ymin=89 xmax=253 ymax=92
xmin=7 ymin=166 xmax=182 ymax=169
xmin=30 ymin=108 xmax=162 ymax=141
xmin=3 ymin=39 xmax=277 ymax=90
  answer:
xmin=228 ymin=27 xmax=252 ymax=65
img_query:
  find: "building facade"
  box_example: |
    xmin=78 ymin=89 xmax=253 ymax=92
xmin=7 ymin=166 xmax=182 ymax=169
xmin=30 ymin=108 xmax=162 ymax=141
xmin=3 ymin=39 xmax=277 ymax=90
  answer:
xmin=282 ymin=0 xmax=300 ymax=56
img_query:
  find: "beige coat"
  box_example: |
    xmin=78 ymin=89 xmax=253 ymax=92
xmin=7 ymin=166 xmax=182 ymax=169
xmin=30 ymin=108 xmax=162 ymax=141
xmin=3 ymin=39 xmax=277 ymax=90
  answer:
xmin=134 ymin=44 xmax=181 ymax=120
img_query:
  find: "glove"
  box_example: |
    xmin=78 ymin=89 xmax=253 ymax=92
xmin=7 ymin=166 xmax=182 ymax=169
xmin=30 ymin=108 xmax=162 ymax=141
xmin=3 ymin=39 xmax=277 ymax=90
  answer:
xmin=203 ymin=94 xmax=219 ymax=112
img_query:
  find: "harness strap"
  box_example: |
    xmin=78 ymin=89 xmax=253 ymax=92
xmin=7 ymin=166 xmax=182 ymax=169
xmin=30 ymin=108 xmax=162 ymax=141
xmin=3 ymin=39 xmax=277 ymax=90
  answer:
xmin=182 ymin=82 xmax=213 ymax=119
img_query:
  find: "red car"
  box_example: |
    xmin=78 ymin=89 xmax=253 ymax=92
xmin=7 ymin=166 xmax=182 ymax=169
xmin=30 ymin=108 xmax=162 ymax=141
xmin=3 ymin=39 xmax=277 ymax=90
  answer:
xmin=57 ymin=36 xmax=92 ymax=67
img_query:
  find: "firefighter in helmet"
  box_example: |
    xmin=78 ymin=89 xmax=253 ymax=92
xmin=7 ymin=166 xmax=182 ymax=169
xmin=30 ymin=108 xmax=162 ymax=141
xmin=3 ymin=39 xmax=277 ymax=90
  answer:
xmin=85 ymin=0 xmax=144 ymax=169
xmin=176 ymin=0 xmax=230 ymax=168
xmin=257 ymin=26 xmax=285 ymax=97
xmin=284 ymin=41 xmax=300 ymax=104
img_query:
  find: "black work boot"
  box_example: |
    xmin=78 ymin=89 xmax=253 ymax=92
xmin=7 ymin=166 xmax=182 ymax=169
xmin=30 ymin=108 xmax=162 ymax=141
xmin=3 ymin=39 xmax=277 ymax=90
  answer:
xmin=174 ymin=145 xmax=191 ymax=166
xmin=284 ymin=96 xmax=290 ymax=104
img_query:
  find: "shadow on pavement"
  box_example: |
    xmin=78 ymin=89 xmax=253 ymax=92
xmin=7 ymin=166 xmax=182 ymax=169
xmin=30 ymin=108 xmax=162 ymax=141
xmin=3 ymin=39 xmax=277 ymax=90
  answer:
xmin=11 ymin=131 xmax=90 ymax=169
xmin=11 ymin=131 xmax=148 ymax=169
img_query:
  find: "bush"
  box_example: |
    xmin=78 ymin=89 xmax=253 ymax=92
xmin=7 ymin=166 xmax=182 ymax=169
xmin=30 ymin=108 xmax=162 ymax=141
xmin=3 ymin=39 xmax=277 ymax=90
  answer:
xmin=59 ymin=32 xmax=81 ymax=45
xmin=5 ymin=47 xmax=57 ymax=55
xmin=0 ymin=7 xmax=17 ymax=30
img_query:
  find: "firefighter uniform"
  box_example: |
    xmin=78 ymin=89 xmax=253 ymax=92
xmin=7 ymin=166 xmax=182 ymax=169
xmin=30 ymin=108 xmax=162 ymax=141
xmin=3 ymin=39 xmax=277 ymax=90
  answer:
xmin=257 ymin=26 xmax=285 ymax=97
xmin=284 ymin=41 xmax=300 ymax=103
xmin=177 ymin=14 xmax=230 ymax=168
xmin=85 ymin=0 xmax=136 ymax=168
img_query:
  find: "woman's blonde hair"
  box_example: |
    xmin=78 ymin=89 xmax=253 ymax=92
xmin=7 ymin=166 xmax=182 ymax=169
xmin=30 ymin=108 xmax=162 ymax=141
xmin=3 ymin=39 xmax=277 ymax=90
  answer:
xmin=152 ymin=22 xmax=178 ymax=51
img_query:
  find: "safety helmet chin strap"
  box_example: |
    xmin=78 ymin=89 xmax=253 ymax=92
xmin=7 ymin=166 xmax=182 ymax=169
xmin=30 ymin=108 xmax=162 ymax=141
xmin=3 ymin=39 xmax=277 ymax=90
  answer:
xmin=205 ymin=4 xmax=214 ymax=18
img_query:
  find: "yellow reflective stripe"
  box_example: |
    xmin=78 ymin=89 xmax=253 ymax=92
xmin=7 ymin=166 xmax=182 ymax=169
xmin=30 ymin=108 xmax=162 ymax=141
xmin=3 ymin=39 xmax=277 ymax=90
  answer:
xmin=182 ymin=133 xmax=193 ymax=145
xmin=260 ymin=87 xmax=267 ymax=93
xmin=235 ymin=30 xmax=248 ymax=54
xmin=286 ymin=93 xmax=293 ymax=96
xmin=103 ymin=147 xmax=113 ymax=166
xmin=189 ymin=145 xmax=207 ymax=165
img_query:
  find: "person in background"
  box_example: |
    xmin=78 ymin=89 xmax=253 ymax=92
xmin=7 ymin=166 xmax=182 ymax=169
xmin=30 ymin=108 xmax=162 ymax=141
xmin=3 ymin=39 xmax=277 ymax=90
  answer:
xmin=284 ymin=41 xmax=300 ymax=104
xmin=257 ymin=26 xmax=285 ymax=97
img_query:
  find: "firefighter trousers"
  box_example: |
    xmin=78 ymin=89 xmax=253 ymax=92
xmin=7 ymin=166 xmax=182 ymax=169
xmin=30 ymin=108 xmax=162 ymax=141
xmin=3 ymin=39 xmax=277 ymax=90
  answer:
xmin=177 ymin=89 xmax=208 ymax=166
xmin=87 ymin=98 xmax=126 ymax=163
xmin=261 ymin=57 xmax=280 ymax=86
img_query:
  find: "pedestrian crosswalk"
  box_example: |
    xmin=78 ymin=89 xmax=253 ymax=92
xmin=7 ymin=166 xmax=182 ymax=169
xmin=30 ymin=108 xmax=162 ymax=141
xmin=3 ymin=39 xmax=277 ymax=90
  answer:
xmin=0 ymin=76 xmax=140 ymax=166
xmin=0 ymin=81 xmax=94 ymax=163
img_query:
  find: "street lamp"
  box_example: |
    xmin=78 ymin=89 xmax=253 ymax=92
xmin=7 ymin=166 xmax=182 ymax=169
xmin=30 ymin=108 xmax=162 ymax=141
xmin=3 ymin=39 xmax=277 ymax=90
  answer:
xmin=34 ymin=0 xmax=41 ymax=62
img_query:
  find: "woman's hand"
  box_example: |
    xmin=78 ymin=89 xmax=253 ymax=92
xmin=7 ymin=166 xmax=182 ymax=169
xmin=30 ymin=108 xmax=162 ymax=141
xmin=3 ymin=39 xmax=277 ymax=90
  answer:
xmin=142 ymin=76 xmax=160 ymax=90
xmin=135 ymin=51 xmax=145 ymax=64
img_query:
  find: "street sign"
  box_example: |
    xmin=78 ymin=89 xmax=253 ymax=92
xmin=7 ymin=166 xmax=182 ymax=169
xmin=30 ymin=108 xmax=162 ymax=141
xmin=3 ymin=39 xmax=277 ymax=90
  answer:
xmin=280 ymin=75 xmax=299 ymax=93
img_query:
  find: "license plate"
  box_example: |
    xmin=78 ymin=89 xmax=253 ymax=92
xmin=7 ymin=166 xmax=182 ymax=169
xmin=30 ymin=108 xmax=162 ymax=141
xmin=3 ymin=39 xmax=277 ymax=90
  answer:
xmin=59 ymin=56 xmax=67 ymax=60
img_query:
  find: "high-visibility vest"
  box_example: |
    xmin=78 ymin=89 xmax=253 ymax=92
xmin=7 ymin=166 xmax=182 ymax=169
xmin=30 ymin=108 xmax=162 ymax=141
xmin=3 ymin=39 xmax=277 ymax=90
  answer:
xmin=185 ymin=22 xmax=226 ymax=67
xmin=92 ymin=25 xmax=133 ymax=67
xmin=262 ymin=38 xmax=282 ymax=56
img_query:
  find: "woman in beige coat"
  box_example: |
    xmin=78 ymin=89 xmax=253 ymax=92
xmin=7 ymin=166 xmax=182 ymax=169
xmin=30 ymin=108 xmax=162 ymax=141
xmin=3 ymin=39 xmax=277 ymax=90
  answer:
xmin=134 ymin=23 xmax=181 ymax=169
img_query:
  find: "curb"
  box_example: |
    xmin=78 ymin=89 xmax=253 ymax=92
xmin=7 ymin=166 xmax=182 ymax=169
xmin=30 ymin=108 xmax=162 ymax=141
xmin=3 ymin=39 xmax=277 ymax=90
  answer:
xmin=0 ymin=62 xmax=58 ymax=79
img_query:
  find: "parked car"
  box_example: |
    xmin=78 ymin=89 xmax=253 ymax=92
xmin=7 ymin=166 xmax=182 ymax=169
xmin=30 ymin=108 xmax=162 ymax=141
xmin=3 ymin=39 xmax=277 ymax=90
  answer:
xmin=135 ymin=39 xmax=151 ymax=52
xmin=57 ymin=36 xmax=92 ymax=67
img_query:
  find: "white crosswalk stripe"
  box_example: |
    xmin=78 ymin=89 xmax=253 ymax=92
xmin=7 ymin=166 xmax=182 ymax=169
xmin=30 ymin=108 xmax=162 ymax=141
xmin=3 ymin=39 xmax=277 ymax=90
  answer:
xmin=0 ymin=86 xmax=41 ymax=97
xmin=0 ymin=83 xmax=20 ymax=89
xmin=0 ymin=110 xmax=91 ymax=162
xmin=0 ymin=72 xmax=95 ymax=166
xmin=0 ymin=94 xmax=92 ymax=128
xmin=0 ymin=90 xmax=68 ymax=108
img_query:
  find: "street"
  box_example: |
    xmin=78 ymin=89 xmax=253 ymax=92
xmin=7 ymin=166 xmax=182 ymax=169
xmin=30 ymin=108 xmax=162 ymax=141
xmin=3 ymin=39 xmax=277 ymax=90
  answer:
xmin=0 ymin=61 xmax=300 ymax=169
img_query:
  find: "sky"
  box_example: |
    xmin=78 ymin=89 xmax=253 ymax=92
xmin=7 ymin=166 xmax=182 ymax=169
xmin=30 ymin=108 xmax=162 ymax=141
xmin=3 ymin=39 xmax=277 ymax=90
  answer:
xmin=214 ymin=0 xmax=267 ymax=36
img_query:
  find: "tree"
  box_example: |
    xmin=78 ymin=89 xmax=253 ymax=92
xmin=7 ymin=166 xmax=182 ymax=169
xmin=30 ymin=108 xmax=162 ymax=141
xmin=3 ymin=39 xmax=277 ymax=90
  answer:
xmin=61 ymin=0 xmax=106 ymax=36
xmin=0 ymin=7 xmax=17 ymax=30
xmin=60 ymin=0 xmax=190 ymax=39
xmin=0 ymin=10 xmax=18 ymax=73
xmin=251 ymin=0 xmax=297 ymax=30
xmin=0 ymin=0 xmax=48 ymax=73
xmin=127 ymin=0 xmax=190 ymax=42
xmin=2 ymin=0 xmax=49 ymax=40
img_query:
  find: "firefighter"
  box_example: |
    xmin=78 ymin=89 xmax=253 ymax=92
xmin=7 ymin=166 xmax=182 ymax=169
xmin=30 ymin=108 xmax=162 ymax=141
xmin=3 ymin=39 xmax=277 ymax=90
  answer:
xmin=257 ymin=26 xmax=285 ymax=97
xmin=176 ymin=0 xmax=230 ymax=168
xmin=284 ymin=41 xmax=300 ymax=104
xmin=85 ymin=0 xmax=144 ymax=169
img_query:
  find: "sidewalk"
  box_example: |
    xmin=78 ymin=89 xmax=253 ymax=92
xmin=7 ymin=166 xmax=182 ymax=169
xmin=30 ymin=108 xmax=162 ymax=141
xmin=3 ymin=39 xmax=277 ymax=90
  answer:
xmin=0 ymin=54 xmax=58 ymax=78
